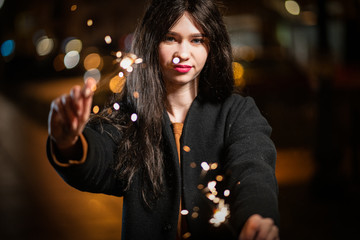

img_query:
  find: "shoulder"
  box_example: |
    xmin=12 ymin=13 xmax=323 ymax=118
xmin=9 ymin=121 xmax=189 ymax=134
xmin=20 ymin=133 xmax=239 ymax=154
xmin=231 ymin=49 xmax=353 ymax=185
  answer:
xmin=220 ymin=93 xmax=260 ymax=117
xmin=224 ymin=93 xmax=256 ymax=106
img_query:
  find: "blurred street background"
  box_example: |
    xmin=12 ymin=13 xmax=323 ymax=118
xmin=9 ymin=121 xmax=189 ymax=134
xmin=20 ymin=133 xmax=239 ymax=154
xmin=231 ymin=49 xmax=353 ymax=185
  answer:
xmin=1 ymin=0 xmax=360 ymax=239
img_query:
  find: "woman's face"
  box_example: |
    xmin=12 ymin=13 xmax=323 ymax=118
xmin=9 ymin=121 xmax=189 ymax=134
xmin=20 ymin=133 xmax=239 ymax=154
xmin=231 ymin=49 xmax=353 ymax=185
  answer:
xmin=158 ymin=12 xmax=209 ymax=87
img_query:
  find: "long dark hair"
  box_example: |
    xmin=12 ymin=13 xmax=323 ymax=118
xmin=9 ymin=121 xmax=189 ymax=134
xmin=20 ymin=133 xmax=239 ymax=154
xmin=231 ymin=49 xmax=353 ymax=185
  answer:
xmin=90 ymin=0 xmax=234 ymax=205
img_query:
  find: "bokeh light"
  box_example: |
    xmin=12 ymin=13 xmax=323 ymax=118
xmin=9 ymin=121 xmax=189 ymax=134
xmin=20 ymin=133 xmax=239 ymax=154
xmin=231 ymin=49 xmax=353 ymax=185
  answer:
xmin=120 ymin=57 xmax=133 ymax=69
xmin=84 ymin=68 xmax=101 ymax=83
xmin=232 ymin=62 xmax=245 ymax=88
xmin=201 ymin=162 xmax=210 ymax=171
xmin=116 ymin=51 xmax=122 ymax=58
xmin=83 ymin=53 xmax=103 ymax=70
xmin=36 ymin=36 xmax=54 ymax=56
xmin=109 ymin=75 xmax=126 ymax=93
xmin=87 ymin=19 xmax=93 ymax=27
xmin=64 ymin=50 xmax=80 ymax=69
xmin=113 ymin=103 xmax=120 ymax=110
xmin=93 ymin=105 xmax=100 ymax=114
xmin=131 ymin=113 xmax=138 ymax=122
xmin=1 ymin=39 xmax=15 ymax=57
xmin=173 ymin=57 xmax=180 ymax=64
xmin=104 ymin=35 xmax=112 ymax=44
xmin=64 ymin=38 xmax=82 ymax=54
xmin=285 ymin=0 xmax=300 ymax=16
xmin=70 ymin=4 xmax=77 ymax=11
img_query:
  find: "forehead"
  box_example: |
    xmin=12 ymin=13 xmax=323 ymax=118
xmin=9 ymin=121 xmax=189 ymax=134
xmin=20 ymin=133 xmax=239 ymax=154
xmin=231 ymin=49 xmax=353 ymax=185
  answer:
xmin=169 ymin=12 xmax=205 ymax=34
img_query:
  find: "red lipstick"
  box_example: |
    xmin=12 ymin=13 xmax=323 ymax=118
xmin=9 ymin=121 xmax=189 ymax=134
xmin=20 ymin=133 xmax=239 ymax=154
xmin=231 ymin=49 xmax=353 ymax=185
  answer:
xmin=174 ymin=64 xmax=192 ymax=73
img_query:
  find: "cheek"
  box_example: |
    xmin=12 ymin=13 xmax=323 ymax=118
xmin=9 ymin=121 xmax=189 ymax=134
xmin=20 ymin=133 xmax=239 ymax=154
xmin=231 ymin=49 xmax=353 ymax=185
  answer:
xmin=198 ymin=49 xmax=209 ymax=67
xmin=158 ymin=46 xmax=170 ymax=68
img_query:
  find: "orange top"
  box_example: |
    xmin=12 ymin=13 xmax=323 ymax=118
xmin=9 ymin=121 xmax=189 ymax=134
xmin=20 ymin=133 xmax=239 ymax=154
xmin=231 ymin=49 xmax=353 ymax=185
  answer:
xmin=172 ymin=123 xmax=183 ymax=163
xmin=172 ymin=123 xmax=188 ymax=240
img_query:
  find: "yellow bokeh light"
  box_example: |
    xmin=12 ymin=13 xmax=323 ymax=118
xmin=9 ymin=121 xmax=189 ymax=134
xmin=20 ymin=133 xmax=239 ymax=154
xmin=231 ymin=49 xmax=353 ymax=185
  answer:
xmin=83 ymin=53 xmax=103 ymax=70
xmin=93 ymin=105 xmax=100 ymax=114
xmin=285 ymin=0 xmax=300 ymax=16
xmin=70 ymin=4 xmax=77 ymax=11
xmin=183 ymin=145 xmax=191 ymax=152
xmin=87 ymin=19 xmax=93 ymax=26
xmin=232 ymin=62 xmax=246 ymax=88
xmin=109 ymin=75 xmax=126 ymax=93
xmin=210 ymin=163 xmax=218 ymax=170
xmin=216 ymin=175 xmax=223 ymax=182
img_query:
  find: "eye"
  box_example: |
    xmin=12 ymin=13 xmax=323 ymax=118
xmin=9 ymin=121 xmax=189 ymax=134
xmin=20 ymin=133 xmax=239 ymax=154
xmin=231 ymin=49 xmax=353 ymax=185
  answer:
xmin=192 ymin=38 xmax=205 ymax=44
xmin=164 ymin=36 xmax=176 ymax=42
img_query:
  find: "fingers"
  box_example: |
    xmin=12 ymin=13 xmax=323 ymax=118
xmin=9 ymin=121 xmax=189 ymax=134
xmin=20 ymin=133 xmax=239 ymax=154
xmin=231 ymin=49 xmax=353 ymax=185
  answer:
xmin=239 ymin=214 xmax=262 ymax=240
xmin=265 ymin=225 xmax=279 ymax=240
xmin=82 ymin=77 xmax=96 ymax=98
xmin=48 ymin=79 xmax=97 ymax=148
xmin=79 ymin=78 xmax=96 ymax=125
xmin=61 ymin=94 xmax=79 ymax=131
xmin=70 ymin=85 xmax=82 ymax=117
xmin=239 ymin=214 xmax=279 ymax=240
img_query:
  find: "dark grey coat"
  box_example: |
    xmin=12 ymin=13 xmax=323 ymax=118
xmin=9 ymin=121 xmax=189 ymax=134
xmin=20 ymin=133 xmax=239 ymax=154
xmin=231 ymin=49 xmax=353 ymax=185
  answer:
xmin=47 ymin=94 xmax=279 ymax=240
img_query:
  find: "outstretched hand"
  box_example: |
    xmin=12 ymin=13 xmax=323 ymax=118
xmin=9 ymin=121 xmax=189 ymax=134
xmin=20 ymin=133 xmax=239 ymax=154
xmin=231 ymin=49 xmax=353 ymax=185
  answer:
xmin=48 ymin=78 xmax=96 ymax=151
xmin=239 ymin=214 xmax=279 ymax=240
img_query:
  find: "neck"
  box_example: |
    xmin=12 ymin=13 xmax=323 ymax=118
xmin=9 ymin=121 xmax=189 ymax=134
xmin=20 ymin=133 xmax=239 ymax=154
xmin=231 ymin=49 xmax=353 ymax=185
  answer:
xmin=165 ymin=80 xmax=198 ymax=123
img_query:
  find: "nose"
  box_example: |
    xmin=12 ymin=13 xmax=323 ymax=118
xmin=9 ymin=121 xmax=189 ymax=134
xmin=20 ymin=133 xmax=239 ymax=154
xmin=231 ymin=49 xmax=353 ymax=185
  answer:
xmin=175 ymin=42 xmax=190 ymax=61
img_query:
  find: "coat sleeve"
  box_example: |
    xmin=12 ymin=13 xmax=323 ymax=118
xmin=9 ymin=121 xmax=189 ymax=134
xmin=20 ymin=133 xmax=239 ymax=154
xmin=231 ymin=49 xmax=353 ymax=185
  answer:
xmin=46 ymin=122 xmax=125 ymax=196
xmin=223 ymin=96 xmax=279 ymax=233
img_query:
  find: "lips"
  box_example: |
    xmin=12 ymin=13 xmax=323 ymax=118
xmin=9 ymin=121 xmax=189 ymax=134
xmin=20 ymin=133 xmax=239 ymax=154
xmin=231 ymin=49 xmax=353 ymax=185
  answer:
xmin=174 ymin=64 xmax=192 ymax=73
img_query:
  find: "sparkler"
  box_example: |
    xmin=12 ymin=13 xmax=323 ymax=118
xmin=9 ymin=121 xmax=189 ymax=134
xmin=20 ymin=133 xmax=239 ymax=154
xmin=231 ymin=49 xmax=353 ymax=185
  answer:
xmin=199 ymin=161 xmax=238 ymax=237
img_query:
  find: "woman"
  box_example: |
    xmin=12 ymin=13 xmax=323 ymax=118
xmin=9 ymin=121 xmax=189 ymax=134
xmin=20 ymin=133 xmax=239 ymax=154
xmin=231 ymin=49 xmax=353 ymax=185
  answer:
xmin=47 ymin=0 xmax=280 ymax=239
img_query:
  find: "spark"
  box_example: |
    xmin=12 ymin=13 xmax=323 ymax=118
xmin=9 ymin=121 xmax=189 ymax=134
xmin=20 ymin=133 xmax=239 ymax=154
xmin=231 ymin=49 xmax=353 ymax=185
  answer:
xmin=208 ymin=181 xmax=217 ymax=192
xmin=105 ymin=35 xmax=112 ymax=44
xmin=134 ymin=58 xmax=143 ymax=64
xmin=116 ymin=51 xmax=122 ymax=58
xmin=173 ymin=57 xmax=180 ymax=64
xmin=183 ymin=145 xmax=191 ymax=152
xmin=180 ymin=209 xmax=189 ymax=215
xmin=113 ymin=102 xmax=120 ymax=110
xmin=93 ymin=105 xmax=100 ymax=114
xmin=216 ymin=175 xmax=223 ymax=182
xmin=209 ymin=199 xmax=230 ymax=227
xmin=133 ymin=91 xmax=139 ymax=99
xmin=126 ymin=66 xmax=134 ymax=72
xmin=120 ymin=57 xmax=133 ymax=69
xmin=182 ymin=232 xmax=191 ymax=239
xmin=201 ymin=162 xmax=210 ymax=171
xmin=131 ymin=113 xmax=138 ymax=122
xmin=210 ymin=163 xmax=218 ymax=170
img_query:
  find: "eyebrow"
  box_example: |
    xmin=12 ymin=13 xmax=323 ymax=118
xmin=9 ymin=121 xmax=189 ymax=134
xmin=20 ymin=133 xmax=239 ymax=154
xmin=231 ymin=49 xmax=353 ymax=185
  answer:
xmin=167 ymin=31 xmax=206 ymax=38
